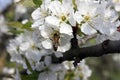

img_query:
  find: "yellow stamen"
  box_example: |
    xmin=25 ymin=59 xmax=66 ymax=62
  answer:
xmin=61 ymin=15 xmax=66 ymax=21
xmin=84 ymin=15 xmax=90 ymax=21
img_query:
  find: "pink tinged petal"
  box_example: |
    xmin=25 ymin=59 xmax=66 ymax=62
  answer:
xmin=81 ymin=23 xmax=97 ymax=35
xmin=45 ymin=16 xmax=60 ymax=27
xmin=60 ymin=22 xmax=73 ymax=35
xmin=41 ymin=39 xmax=53 ymax=49
xmin=31 ymin=8 xmax=41 ymax=20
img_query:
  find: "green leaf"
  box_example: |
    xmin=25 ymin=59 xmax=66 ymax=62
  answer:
xmin=59 ymin=0 xmax=62 ymax=3
xmin=8 ymin=21 xmax=33 ymax=31
xmin=19 ymin=0 xmax=36 ymax=7
xmin=33 ymin=0 xmax=42 ymax=6
xmin=8 ymin=21 xmax=23 ymax=28
xmin=23 ymin=55 xmax=33 ymax=72
xmin=72 ymin=0 xmax=77 ymax=11
xmin=9 ymin=30 xmax=24 ymax=34
xmin=87 ymin=38 xmax=96 ymax=44
xmin=22 ymin=22 xmax=33 ymax=31
xmin=21 ymin=71 xmax=39 ymax=80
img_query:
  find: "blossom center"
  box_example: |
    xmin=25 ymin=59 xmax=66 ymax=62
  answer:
xmin=61 ymin=15 xmax=67 ymax=21
xmin=31 ymin=43 xmax=35 ymax=49
xmin=84 ymin=15 xmax=91 ymax=22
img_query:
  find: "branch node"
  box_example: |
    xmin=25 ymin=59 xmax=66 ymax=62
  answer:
xmin=73 ymin=58 xmax=81 ymax=67
xmin=102 ymin=39 xmax=110 ymax=53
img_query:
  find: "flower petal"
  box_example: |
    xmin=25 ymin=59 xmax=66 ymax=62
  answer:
xmin=41 ymin=39 xmax=53 ymax=49
xmin=74 ymin=11 xmax=83 ymax=24
xmin=31 ymin=8 xmax=41 ymax=20
xmin=81 ymin=23 xmax=97 ymax=35
xmin=31 ymin=19 xmax=44 ymax=28
xmin=57 ymin=42 xmax=71 ymax=52
xmin=45 ymin=16 xmax=60 ymax=27
xmin=60 ymin=22 xmax=73 ymax=36
xmin=39 ymin=25 xmax=53 ymax=38
xmin=48 ymin=1 xmax=61 ymax=16
xmin=69 ymin=12 xmax=76 ymax=26
xmin=57 ymin=34 xmax=72 ymax=52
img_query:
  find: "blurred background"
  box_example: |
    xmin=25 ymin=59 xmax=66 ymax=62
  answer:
xmin=0 ymin=0 xmax=120 ymax=80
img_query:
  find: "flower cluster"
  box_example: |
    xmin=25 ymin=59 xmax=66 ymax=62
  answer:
xmin=31 ymin=0 xmax=119 ymax=52
xmin=6 ymin=0 xmax=120 ymax=80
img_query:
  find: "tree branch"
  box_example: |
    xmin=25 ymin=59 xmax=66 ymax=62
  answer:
xmin=52 ymin=39 xmax=120 ymax=64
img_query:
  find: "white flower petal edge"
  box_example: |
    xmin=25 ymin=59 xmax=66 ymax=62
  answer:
xmin=45 ymin=16 xmax=61 ymax=27
xmin=81 ymin=23 xmax=97 ymax=35
xmin=41 ymin=39 xmax=53 ymax=49
xmin=60 ymin=22 xmax=73 ymax=36
xmin=48 ymin=0 xmax=61 ymax=16
xmin=31 ymin=8 xmax=41 ymax=20
xmin=57 ymin=42 xmax=71 ymax=52
xmin=57 ymin=34 xmax=72 ymax=52
xmin=39 ymin=25 xmax=53 ymax=38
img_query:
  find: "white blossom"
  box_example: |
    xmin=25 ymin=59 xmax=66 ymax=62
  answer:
xmin=31 ymin=0 xmax=50 ymax=28
xmin=38 ymin=56 xmax=66 ymax=80
xmin=39 ymin=23 xmax=73 ymax=52
xmin=75 ymin=60 xmax=92 ymax=80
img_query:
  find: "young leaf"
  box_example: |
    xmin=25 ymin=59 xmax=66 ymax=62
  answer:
xmin=22 ymin=22 xmax=33 ymax=31
xmin=33 ymin=0 xmax=42 ymax=6
xmin=21 ymin=71 xmax=39 ymax=80
xmin=8 ymin=21 xmax=33 ymax=31
xmin=19 ymin=0 xmax=35 ymax=7
xmin=8 ymin=21 xmax=23 ymax=28
xmin=9 ymin=30 xmax=24 ymax=34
